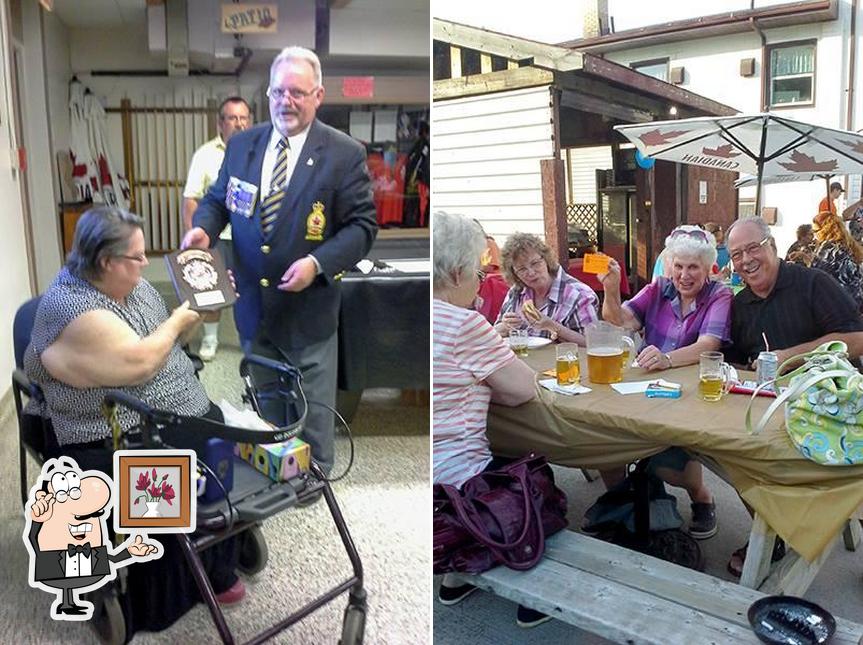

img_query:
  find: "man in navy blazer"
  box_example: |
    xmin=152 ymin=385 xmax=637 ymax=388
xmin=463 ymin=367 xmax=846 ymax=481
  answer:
xmin=183 ymin=46 xmax=377 ymax=477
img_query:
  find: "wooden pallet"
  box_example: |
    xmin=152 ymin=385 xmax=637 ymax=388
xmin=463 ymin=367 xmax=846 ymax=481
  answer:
xmin=451 ymin=530 xmax=863 ymax=644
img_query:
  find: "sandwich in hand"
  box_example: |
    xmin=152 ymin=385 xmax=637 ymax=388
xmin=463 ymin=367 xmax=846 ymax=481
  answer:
xmin=522 ymin=299 xmax=542 ymax=323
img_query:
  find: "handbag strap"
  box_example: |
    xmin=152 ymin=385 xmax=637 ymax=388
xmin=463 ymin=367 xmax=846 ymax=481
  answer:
xmin=442 ymin=465 xmax=538 ymax=552
xmin=747 ymin=369 xmax=853 ymax=435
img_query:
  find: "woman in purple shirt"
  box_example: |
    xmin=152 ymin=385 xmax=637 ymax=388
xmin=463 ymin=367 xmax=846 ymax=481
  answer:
xmin=597 ymin=225 xmax=732 ymax=541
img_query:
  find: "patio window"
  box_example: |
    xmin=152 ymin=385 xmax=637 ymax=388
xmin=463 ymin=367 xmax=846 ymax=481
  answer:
xmin=767 ymin=41 xmax=815 ymax=107
xmin=631 ymin=58 xmax=669 ymax=82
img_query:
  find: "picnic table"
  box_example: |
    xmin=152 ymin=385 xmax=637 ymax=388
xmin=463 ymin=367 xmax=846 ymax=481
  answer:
xmin=486 ymin=345 xmax=863 ymax=594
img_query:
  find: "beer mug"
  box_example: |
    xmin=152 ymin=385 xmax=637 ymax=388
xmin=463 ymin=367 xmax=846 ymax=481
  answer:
xmin=699 ymin=351 xmax=732 ymax=402
xmin=585 ymin=321 xmax=636 ymax=384
xmin=556 ymin=343 xmax=580 ymax=386
xmin=509 ymin=328 xmax=529 ymax=357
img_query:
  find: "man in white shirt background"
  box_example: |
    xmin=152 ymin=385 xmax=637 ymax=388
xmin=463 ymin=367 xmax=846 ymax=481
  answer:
xmin=182 ymin=96 xmax=252 ymax=360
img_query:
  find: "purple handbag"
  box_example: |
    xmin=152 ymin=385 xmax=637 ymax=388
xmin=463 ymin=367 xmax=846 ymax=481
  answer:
xmin=433 ymin=454 xmax=568 ymax=574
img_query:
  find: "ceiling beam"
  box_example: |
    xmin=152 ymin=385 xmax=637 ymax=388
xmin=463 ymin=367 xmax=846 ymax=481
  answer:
xmin=559 ymin=90 xmax=652 ymax=123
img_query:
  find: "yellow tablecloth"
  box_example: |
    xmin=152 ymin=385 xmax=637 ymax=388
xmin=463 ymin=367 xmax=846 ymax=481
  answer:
xmin=487 ymin=346 xmax=863 ymax=562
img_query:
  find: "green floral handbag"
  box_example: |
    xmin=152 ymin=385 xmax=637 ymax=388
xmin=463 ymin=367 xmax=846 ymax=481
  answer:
xmin=747 ymin=341 xmax=863 ymax=466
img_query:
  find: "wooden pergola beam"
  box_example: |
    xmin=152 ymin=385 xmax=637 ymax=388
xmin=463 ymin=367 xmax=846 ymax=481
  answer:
xmin=434 ymin=18 xmax=585 ymax=72
xmin=434 ymin=67 xmax=554 ymax=101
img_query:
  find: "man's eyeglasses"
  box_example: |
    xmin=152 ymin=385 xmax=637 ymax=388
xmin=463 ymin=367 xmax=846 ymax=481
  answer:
xmin=670 ymin=228 xmax=710 ymax=244
xmin=514 ymin=258 xmax=546 ymax=277
xmin=222 ymin=114 xmax=250 ymax=124
xmin=118 ymin=253 xmax=147 ymax=263
xmin=729 ymin=237 xmax=771 ymax=264
xmin=267 ymin=86 xmax=319 ymax=101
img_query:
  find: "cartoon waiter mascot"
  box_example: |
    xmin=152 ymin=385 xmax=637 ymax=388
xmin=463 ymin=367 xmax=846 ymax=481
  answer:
xmin=22 ymin=458 xmax=161 ymax=621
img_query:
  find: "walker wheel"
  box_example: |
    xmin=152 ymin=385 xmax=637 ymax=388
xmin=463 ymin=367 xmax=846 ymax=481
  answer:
xmin=338 ymin=605 xmax=366 ymax=645
xmin=238 ymin=525 xmax=269 ymax=575
xmin=92 ymin=590 xmax=125 ymax=645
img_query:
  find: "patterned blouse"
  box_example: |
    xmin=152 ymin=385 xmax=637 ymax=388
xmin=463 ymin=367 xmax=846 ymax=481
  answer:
xmin=24 ymin=268 xmax=211 ymax=445
xmin=496 ymin=266 xmax=599 ymax=339
xmin=811 ymin=241 xmax=863 ymax=312
xmin=624 ymin=277 xmax=732 ymax=352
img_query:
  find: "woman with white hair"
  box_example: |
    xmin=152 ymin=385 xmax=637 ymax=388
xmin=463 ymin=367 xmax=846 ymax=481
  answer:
xmin=433 ymin=212 xmax=550 ymax=628
xmin=597 ymin=224 xmax=733 ymax=540
xmin=601 ymin=225 xmax=732 ymax=370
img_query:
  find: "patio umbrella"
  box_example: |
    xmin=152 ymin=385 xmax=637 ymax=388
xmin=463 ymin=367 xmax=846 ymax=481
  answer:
xmin=614 ymin=113 xmax=863 ymax=215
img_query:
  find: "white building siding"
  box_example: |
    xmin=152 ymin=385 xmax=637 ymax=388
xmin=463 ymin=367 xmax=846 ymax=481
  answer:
xmin=603 ymin=10 xmax=853 ymax=255
xmin=433 ymin=85 xmax=555 ymax=242
xmin=562 ymin=145 xmax=613 ymax=204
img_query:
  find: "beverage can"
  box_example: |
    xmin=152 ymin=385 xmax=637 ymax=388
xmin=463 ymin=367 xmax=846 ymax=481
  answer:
xmin=756 ymin=351 xmax=778 ymax=391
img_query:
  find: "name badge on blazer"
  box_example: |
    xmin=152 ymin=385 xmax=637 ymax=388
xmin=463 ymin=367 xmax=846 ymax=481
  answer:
xmin=226 ymin=177 xmax=258 ymax=218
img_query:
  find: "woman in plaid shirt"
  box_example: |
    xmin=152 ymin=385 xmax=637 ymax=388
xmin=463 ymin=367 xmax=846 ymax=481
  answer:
xmin=494 ymin=233 xmax=598 ymax=345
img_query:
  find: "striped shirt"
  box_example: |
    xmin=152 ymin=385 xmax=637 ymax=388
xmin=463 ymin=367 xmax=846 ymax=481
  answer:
xmin=496 ymin=266 xmax=599 ymax=339
xmin=434 ymin=299 xmax=516 ymax=487
xmin=624 ymin=277 xmax=732 ymax=352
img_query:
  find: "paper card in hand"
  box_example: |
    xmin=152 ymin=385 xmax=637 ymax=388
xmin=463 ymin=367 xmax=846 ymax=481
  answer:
xmin=165 ymin=247 xmax=237 ymax=311
xmin=581 ymin=253 xmax=610 ymax=274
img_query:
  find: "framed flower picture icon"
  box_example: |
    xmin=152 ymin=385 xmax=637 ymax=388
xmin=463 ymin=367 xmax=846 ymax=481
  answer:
xmin=113 ymin=450 xmax=197 ymax=534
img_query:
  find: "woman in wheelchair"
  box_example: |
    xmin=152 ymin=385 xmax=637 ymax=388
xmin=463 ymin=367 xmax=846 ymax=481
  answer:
xmin=23 ymin=206 xmax=245 ymax=635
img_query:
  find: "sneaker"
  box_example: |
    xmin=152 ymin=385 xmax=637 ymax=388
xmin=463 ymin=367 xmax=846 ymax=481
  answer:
xmin=437 ymin=583 xmax=478 ymax=606
xmin=199 ymin=336 xmax=218 ymax=362
xmin=516 ymin=605 xmax=552 ymax=628
xmin=689 ymin=501 xmax=718 ymax=539
xmin=216 ymin=578 xmax=246 ymax=605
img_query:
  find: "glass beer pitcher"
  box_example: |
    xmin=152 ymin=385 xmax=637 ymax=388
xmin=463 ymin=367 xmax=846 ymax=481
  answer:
xmin=586 ymin=321 xmax=635 ymax=384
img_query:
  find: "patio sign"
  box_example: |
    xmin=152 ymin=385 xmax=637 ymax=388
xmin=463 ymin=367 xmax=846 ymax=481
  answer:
xmin=221 ymin=3 xmax=278 ymax=33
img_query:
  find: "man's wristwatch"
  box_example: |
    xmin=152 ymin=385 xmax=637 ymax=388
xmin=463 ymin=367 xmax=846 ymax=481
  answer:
xmin=663 ymin=352 xmax=673 ymax=368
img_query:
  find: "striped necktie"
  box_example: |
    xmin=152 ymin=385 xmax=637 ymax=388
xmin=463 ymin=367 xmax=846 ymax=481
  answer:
xmin=261 ymin=137 xmax=289 ymax=234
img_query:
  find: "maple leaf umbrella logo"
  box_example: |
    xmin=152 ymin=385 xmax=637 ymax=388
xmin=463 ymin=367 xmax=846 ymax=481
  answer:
xmin=777 ymin=149 xmax=838 ymax=172
xmin=702 ymin=143 xmax=740 ymax=158
xmin=839 ymin=138 xmax=863 ymax=155
xmin=638 ymin=129 xmax=691 ymax=147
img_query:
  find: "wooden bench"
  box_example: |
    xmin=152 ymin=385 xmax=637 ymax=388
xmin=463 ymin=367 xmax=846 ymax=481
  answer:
xmin=450 ymin=530 xmax=863 ymax=644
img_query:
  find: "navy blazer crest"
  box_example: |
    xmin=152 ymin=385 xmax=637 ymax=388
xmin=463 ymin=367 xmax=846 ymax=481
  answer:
xmin=193 ymin=119 xmax=378 ymax=348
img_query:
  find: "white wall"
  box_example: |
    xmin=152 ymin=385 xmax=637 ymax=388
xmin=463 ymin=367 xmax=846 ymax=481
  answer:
xmin=42 ymin=8 xmax=71 ymax=200
xmin=563 ymin=145 xmax=613 ymax=204
xmin=0 ymin=3 xmax=39 ymax=390
xmin=433 ymin=85 xmax=555 ymax=243
xmin=603 ymin=7 xmax=853 ymax=255
xmin=21 ymin=0 xmax=63 ymax=291
xmin=330 ymin=0 xmax=429 ymax=58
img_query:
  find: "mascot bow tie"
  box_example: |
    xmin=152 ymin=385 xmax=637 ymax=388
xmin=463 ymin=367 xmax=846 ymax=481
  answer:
xmin=67 ymin=544 xmax=92 ymax=557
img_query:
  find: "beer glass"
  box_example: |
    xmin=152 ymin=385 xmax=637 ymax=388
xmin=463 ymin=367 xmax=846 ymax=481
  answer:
xmin=509 ymin=328 xmax=529 ymax=357
xmin=556 ymin=343 xmax=580 ymax=386
xmin=585 ymin=321 xmax=635 ymax=384
xmin=699 ymin=351 xmax=732 ymax=402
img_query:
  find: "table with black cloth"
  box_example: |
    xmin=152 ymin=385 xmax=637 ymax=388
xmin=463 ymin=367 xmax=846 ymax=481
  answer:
xmin=336 ymin=236 xmax=429 ymax=417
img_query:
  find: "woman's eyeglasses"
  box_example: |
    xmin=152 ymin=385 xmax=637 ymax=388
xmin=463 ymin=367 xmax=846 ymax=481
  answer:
xmin=118 ymin=253 xmax=147 ymax=263
xmin=670 ymin=228 xmax=710 ymax=243
xmin=514 ymin=258 xmax=546 ymax=277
